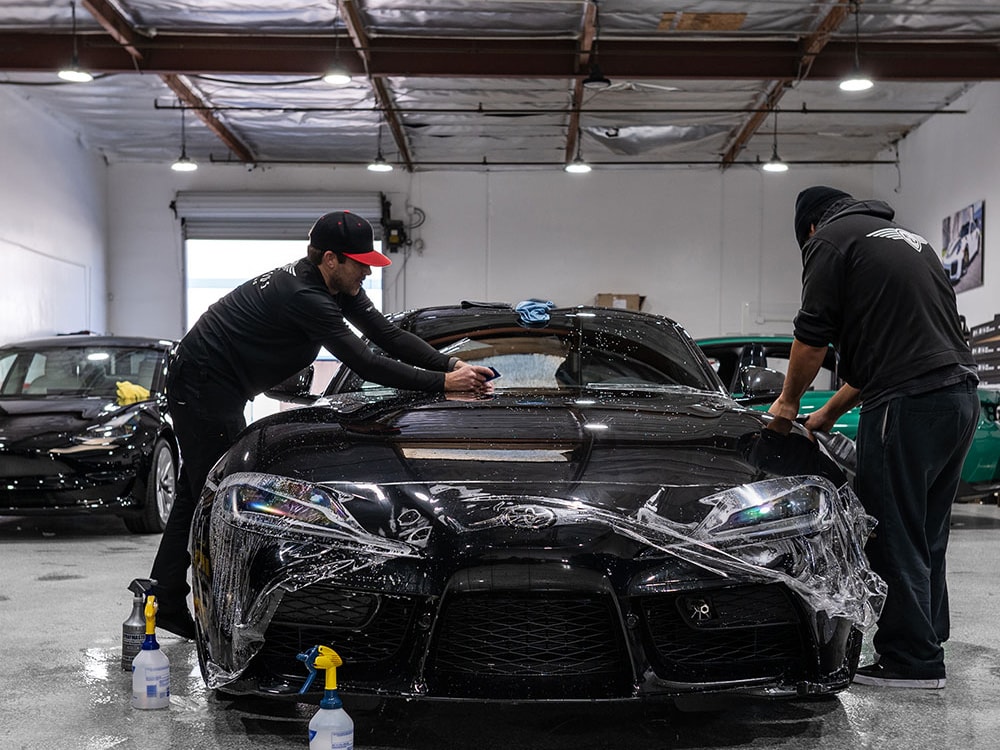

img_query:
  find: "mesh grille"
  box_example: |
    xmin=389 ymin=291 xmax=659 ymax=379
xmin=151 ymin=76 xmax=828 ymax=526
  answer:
xmin=256 ymin=585 xmax=418 ymax=684
xmin=434 ymin=593 xmax=620 ymax=676
xmin=427 ymin=591 xmax=631 ymax=698
xmin=643 ymin=584 xmax=807 ymax=682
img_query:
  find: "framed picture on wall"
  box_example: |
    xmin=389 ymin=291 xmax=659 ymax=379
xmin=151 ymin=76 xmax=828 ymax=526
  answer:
xmin=941 ymin=200 xmax=985 ymax=293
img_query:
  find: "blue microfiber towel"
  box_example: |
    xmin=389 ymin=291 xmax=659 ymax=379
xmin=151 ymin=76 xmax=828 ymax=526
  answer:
xmin=515 ymin=299 xmax=556 ymax=326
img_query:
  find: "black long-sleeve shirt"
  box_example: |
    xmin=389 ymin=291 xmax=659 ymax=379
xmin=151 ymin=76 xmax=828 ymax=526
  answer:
xmin=793 ymin=198 xmax=976 ymax=407
xmin=177 ymin=258 xmax=450 ymax=403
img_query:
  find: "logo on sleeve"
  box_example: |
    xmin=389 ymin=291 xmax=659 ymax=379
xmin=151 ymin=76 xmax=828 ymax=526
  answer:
xmin=866 ymin=228 xmax=928 ymax=251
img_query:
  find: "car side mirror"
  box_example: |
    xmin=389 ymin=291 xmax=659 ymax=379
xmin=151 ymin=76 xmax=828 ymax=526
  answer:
xmin=735 ymin=365 xmax=786 ymax=404
xmin=264 ymin=365 xmax=317 ymax=404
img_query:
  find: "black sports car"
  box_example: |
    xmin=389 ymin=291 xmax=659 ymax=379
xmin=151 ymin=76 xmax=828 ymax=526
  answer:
xmin=191 ymin=304 xmax=884 ymax=703
xmin=0 ymin=334 xmax=178 ymax=533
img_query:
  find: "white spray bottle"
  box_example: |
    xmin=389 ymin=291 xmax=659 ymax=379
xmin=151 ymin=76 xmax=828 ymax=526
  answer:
xmin=131 ymin=594 xmax=170 ymax=709
xmin=298 ymin=645 xmax=353 ymax=750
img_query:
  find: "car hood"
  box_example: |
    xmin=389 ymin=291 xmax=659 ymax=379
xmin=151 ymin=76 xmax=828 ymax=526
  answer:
xmin=0 ymin=396 xmax=126 ymax=446
xmin=222 ymin=388 xmax=844 ymax=513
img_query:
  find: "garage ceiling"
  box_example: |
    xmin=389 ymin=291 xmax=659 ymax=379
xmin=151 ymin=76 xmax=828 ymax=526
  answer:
xmin=1 ymin=0 xmax=999 ymax=172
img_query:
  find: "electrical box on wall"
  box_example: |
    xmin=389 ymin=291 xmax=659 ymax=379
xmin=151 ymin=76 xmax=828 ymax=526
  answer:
xmin=383 ymin=219 xmax=408 ymax=252
xmin=380 ymin=193 xmax=408 ymax=253
xmin=595 ymin=293 xmax=645 ymax=311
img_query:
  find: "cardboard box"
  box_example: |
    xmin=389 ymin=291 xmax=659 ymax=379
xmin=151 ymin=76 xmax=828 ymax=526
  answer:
xmin=595 ymin=293 xmax=646 ymax=311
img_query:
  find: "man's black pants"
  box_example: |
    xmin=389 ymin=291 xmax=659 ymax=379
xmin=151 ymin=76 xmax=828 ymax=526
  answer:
xmin=150 ymin=357 xmax=246 ymax=613
xmin=856 ymin=378 xmax=979 ymax=677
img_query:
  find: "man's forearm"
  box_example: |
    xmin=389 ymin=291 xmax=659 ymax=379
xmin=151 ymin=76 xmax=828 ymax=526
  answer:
xmin=782 ymin=339 xmax=829 ymax=401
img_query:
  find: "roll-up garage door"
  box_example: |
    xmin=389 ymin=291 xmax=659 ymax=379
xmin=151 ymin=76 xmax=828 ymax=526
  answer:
xmin=172 ymin=191 xmax=383 ymax=240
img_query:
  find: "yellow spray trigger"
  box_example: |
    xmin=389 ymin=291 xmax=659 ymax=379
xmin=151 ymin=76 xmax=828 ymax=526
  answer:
xmin=314 ymin=646 xmax=343 ymax=691
xmin=144 ymin=594 xmax=158 ymax=635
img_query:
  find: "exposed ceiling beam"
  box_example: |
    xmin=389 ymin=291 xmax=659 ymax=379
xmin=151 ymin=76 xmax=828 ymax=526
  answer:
xmin=720 ymin=0 xmax=853 ymax=168
xmin=161 ymin=74 xmax=256 ymax=163
xmin=78 ymin=1 xmax=256 ymax=163
xmin=565 ymin=1 xmax=599 ymax=166
xmin=4 ymin=34 xmax=999 ymax=81
xmin=340 ymin=0 xmax=413 ymax=173
xmin=80 ymin=0 xmax=146 ymax=62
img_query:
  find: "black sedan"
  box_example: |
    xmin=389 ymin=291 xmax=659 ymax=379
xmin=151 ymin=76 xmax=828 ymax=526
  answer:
xmin=190 ymin=304 xmax=885 ymax=704
xmin=0 ymin=334 xmax=178 ymax=533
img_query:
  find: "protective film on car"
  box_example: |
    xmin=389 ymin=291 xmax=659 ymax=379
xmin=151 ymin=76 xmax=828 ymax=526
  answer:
xmin=193 ymin=468 xmax=885 ymax=691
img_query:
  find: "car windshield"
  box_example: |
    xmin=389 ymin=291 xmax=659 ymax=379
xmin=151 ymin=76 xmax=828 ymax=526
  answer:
xmin=0 ymin=345 xmax=164 ymax=398
xmin=339 ymin=313 xmax=722 ymax=393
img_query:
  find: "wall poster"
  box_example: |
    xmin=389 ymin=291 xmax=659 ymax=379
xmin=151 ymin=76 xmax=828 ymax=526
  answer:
xmin=941 ymin=200 xmax=985 ymax=293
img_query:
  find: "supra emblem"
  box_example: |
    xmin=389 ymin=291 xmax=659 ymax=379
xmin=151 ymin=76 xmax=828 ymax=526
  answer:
xmin=500 ymin=505 xmax=557 ymax=529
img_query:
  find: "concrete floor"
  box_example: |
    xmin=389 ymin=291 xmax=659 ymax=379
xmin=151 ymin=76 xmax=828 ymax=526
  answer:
xmin=2 ymin=502 xmax=999 ymax=750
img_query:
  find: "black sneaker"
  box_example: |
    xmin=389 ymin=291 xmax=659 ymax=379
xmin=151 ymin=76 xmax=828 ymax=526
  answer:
xmin=852 ymin=662 xmax=945 ymax=689
xmin=156 ymin=608 xmax=196 ymax=640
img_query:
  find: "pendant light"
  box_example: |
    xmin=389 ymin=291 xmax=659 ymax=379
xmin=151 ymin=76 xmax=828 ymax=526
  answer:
xmin=565 ymin=128 xmax=592 ymax=173
xmin=840 ymin=1 xmax=874 ymax=92
xmin=170 ymin=106 xmax=198 ymax=172
xmin=323 ymin=3 xmax=352 ymax=86
xmin=367 ymin=117 xmax=393 ymax=172
xmin=57 ymin=1 xmax=94 ymax=83
xmin=582 ymin=2 xmax=611 ymax=91
xmin=761 ymin=107 xmax=788 ymax=173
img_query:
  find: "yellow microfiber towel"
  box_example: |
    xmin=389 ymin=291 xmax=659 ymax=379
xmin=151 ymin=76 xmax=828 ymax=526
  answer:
xmin=116 ymin=380 xmax=150 ymax=405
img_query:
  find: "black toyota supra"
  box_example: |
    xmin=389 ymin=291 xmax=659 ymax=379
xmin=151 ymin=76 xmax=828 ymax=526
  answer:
xmin=190 ymin=303 xmax=884 ymax=704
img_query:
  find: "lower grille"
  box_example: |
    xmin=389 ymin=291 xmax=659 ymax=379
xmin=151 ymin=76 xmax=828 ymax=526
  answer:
xmin=255 ymin=585 xmax=419 ymax=685
xmin=643 ymin=583 xmax=808 ymax=683
xmin=428 ymin=592 xmax=631 ymax=698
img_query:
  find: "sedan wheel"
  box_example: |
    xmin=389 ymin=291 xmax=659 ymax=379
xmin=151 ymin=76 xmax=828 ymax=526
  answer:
xmin=124 ymin=438 xmax=176 ymax=534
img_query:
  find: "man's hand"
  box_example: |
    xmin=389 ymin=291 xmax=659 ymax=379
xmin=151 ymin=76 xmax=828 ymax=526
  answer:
xmin=444 ymin=364 xmax=496 ymax=393
xmin=767 ymin=396 xmax=800 ymax=422
xmin=802 ymin=409 xmax=836 ymax=433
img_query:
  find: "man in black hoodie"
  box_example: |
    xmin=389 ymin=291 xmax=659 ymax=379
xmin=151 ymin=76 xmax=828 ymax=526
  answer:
xmin=768 ymin=186 xmax=979 ymax=689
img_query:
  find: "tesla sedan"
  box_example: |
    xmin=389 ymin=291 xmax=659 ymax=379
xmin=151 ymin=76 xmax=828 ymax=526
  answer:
xmin=0 ymin=334 xmax=178 ymax=533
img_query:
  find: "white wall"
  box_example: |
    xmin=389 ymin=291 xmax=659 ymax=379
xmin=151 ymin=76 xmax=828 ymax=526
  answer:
xmin=0 ymin=87 xmax=108 ymax=342
xmin=105 ymin=160 xmax=877 ymax=341
xmin=874 ymin=82 xmax=1000 ymax=332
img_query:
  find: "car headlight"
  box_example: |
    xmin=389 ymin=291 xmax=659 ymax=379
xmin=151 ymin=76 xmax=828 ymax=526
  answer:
xmin=217 ymin=472 xmax=414 ymax=554
xmin=65 ymin=410 xmax=139 ymax=447
xmin=693 ymin=476 xmax=835 ymax=543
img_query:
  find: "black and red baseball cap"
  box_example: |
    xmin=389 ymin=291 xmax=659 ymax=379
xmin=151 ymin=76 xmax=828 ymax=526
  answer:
xmin=308 ymin=211 xmax=391 ymax=267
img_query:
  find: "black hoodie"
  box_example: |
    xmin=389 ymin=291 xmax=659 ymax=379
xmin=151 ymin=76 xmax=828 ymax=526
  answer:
xmin=793 ymin=197 xmax=976 ymax=407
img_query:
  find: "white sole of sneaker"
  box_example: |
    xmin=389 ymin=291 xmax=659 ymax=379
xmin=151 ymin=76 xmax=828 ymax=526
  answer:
xmin=852 ymin=674 xmax=946 ymax=689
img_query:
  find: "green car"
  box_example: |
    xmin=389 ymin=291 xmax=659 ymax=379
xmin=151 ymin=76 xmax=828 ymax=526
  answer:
xmin=697 ymin=335 xmax=1000 ymax=501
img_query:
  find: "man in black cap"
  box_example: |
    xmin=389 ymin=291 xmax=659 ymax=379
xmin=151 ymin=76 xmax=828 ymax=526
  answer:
xmin=150 ymin=211 xmax=495 ymax=638
xmin=768 ymin=186 xmax=979 ymax=689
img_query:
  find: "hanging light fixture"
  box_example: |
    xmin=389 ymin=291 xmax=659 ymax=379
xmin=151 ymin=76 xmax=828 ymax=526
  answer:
xmin=170 ymin=106 xmax=198 ymax=172
xmin=840 ymin=0 xmax=874 ymax=92
xmin=761 ymin=106 xmax=788 ymax=173
xmin=367 ymin=117 xmax=393 ymax=172
xmin=582 ymin=2 xmax=611 ymax=90
xmin=323 ymin=2 xmax=352 ymax=86
xmin=57 ymin=1 xmax=93 ymax=83
xmin=565 ymin=128 xmax=592 ymax=173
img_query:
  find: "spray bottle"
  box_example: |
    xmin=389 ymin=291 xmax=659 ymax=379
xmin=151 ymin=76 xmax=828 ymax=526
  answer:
xmin=298 ymin=645 xmax=353 ymax=750
xmin=122 ymin=578 xmax=156 ymax=671
xmin=131 ymin=594 xmax=170 ymax=709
